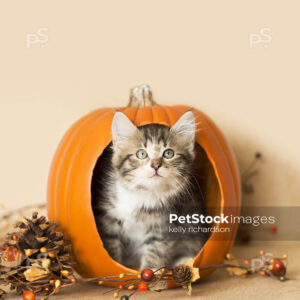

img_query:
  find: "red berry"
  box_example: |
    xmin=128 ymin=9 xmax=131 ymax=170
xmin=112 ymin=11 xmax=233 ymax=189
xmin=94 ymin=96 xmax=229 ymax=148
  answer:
xmin=138 ymin=281 xmax=148 ymax=291
xmin=238 ymin=232 xmax=251 ymax=244
xmin=141 ymin=269 xmax=154 ymax=282
xmin=270 ymin=225 xmax=277 ymax=233
xmin=23 ymin=291 xmax=36 ymax=300
xmin=272 ymin=259 xmax=285 ymax=276
xmin=44 ymin=285 xmax=53 ymax=294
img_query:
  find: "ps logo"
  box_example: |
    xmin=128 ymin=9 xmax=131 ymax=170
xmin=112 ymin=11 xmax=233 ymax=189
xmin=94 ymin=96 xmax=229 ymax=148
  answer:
xmin=26 ymin=28 xmax=49 ymax=49
xmin=249 ymin=28 xmax=272 ymax=49
xmin=251 ymin=252 xmax=273 ymax=273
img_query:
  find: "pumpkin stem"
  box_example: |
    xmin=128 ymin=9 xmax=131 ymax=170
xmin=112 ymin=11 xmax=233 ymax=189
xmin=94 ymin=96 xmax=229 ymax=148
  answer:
xmin=128 ymin=85 xmax=158 ymax=107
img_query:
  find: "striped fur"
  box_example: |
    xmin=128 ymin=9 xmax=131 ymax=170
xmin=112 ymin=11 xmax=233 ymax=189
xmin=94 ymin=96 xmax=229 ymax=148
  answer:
xmin=92 ymin=112 xmax=208 ymax=269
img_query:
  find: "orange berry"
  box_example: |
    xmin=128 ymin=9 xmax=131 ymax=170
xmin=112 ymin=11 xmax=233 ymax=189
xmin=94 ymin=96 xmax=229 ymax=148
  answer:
xmin=138 ymin=281 xmax=147 ymax=291
xmin=23 ymin=291 xmax=35 ymax=300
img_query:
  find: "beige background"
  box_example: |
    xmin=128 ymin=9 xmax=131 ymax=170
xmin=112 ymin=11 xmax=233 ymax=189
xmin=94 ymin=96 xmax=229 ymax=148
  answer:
xmin=0 ymin=0 xmax=300 ymax=214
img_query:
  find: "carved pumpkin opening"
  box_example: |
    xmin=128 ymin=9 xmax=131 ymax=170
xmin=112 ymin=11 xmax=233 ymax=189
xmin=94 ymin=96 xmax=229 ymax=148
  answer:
xmin=91 ymin=134 xmax=221 ymax=269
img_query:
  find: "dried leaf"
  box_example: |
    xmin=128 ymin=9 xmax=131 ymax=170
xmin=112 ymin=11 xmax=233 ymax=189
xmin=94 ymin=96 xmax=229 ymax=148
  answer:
xmin=226 ymin=267 xmax=247 ymax=276
xmin=24 ymin=267 xmax=49 ymax=282
xmin=148 ymin=278 xmax=169 ymax=291
xmin=226 ymin=260 xmax=248 ymax=276
xmin=185 ymin=258 xmax=200 ymax=282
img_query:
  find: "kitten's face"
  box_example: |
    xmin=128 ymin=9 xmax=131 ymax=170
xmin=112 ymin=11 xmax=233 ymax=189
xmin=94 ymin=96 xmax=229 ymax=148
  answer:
xmin=111 ymin=111 xmax=196 ymax=198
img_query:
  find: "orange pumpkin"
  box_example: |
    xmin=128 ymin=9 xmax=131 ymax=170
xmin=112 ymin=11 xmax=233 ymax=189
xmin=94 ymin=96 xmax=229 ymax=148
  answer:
xmin=47 ymin=85 xmax=241 ymax=286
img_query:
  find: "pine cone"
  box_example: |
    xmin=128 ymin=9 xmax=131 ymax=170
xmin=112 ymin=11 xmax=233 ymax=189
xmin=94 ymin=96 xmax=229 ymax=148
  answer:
xmin=172 ymin=264 xmax=192 ymax=285
xmin=4 ymin=212 xmax=70 ymax=260
xmin=0 ymin=212 xmax=74 ymax=295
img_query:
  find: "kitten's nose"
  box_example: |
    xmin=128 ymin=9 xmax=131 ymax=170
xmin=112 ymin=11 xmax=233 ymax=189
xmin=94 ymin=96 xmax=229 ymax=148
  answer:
xmin=151 ymin=160 xmax=162 ymax=171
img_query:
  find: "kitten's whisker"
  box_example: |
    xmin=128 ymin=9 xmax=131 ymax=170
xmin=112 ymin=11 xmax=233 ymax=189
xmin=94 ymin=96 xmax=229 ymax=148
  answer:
xmin=186 ymin=171 xmax=205 ymax=203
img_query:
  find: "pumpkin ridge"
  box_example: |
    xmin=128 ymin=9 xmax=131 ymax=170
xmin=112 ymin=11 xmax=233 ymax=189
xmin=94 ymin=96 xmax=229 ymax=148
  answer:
xmin=161 ymin=106 xmax=171 ymax=125
xmin=54 ymin=109 xmax=113 ymax=229
xmin=48 ymin=109 xmax=106 ymax=222
xmin=65 ymin=109 xmax=115 ymax=227
xmin=119 ymin=106 xmax=139 ymax=122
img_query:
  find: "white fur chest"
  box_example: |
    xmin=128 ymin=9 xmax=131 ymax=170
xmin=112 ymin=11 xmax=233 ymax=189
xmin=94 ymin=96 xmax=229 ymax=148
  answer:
xmin=110 ymin=182 xmax=159 ymax=244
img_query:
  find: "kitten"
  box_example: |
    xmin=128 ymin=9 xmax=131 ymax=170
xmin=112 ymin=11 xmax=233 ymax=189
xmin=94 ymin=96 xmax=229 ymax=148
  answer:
xmin=92 ymin=111 xmax=209 ymax=270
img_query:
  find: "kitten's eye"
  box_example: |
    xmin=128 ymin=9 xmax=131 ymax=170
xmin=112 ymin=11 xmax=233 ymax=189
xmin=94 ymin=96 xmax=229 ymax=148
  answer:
xmin=136 ymin=149 xmax=148 ymax=159
xmin=163 ymin=149 xmax=175 ymax=159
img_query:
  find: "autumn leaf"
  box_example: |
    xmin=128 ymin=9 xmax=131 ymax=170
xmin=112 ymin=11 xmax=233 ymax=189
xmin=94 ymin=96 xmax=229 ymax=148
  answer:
xmin=24 ymin=267 xmax=49 ymax=282
xmin=148 ymin=277 xmax=169 ymax=291
xmin=226 ymin=259 xmax=248 ymax=276
xmin=185 ymin=258 xmax=200 ymax=282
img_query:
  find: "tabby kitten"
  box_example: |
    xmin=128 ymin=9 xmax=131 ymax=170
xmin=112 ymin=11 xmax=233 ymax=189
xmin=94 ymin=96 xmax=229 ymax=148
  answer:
xmin=92 ymin=111 xmax=208 ymax=270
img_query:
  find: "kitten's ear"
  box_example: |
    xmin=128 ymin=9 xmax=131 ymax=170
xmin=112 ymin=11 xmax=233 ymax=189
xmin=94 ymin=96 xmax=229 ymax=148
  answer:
xmin=170 ymin=111 xmax=195 ymax=142
xmin=112 ymin=111 xmax=138 ymax=143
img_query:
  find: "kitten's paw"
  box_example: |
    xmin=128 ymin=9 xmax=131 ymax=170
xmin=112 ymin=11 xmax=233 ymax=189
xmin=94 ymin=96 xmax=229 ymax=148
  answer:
xmin=173 ymin=256 xmax=193 ymax=266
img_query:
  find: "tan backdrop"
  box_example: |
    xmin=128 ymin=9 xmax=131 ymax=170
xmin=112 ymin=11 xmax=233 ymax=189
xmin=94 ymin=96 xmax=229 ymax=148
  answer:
xmin=0 ymin=0 xmax=299 ymax=214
